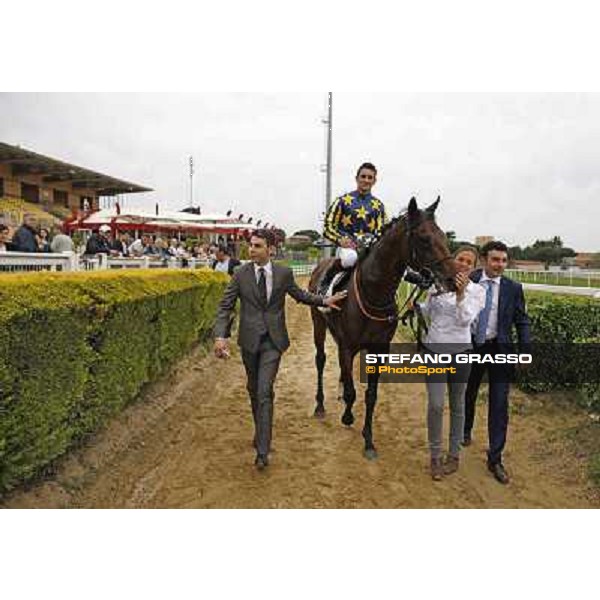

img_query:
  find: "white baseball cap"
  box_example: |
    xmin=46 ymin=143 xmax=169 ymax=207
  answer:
xmin=99 ymin=225 xmax=111 ymax=233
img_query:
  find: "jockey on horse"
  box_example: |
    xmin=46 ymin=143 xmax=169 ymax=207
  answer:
xmin=317 ymin=162 xmax=387 ymax=296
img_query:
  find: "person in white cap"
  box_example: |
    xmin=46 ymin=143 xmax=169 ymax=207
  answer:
xmin=85 ymin=225 xmax=114 ymax=255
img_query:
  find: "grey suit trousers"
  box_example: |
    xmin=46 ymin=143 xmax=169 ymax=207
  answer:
xmin=241 ymin=334 xmax=282 ymax=457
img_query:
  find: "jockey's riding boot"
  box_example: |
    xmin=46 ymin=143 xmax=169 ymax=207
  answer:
xmin=318 ymin=258 xmax=343 ymax=296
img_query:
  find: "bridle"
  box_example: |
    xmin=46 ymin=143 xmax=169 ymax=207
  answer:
xmin=405 ymin=217 xmax=454 ymax=280
xmin=353 ymin=213 xmax=454 ymax=324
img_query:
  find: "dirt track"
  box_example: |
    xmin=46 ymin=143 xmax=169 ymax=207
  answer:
xmin=4 ymin=285 xmax=599 ymax=509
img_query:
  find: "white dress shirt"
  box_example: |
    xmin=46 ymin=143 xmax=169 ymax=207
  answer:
xmin=478 ymin=273 xmax=501 ymax=341
xmin=214 ymin=259 xmax=230 ymax=274
xmin=419 ymin=282 xmax=487 ymax=350
xmin=253 ymin=261 xmax=273 ymax=303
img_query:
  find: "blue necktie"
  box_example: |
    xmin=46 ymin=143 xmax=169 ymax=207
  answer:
xmin=475 ymin=281 xmax=494 ymax=346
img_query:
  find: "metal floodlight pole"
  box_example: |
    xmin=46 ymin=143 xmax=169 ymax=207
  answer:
xmin=326 ymin=92 xmax=333 ymax=214
xmin=321 ymin=92 xmax=333 ymax=258
xmin=189 ymin=156 xmax=194 ymax=209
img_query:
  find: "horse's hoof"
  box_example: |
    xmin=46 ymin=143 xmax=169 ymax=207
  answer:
xmin=341 ymin=412 xmax=355 ymax=427
xmin=314 ymin=406 xmax=326 ymax=420
xmin=364 ymin=448 xmax=379 ymax=461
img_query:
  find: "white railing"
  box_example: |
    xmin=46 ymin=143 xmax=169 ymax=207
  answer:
xmin=0 ymin=251 xmax=80 ymax=273
xmin=505 ymin=269 xmax=600 ymax=288
xmin=0 ymin=252 xmax=212 ymax=273
xmin=290 ymin=263 xmax=317 ymax=277
xmin=3 ymin=256 xmax=598 ymax=289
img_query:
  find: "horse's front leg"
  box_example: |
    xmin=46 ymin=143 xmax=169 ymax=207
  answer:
xmin=312 ymin=308 xmax=327 ymax=419
xmin=363 ymin=371 xmax=381 ymax=460
xmin=339 ymin=348 xmax=357 ymax=427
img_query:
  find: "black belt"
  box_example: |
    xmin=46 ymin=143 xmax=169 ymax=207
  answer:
xmin=474 ymin=337 xmax=498 ymax=348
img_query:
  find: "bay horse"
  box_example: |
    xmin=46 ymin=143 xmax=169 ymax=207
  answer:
xmin=309 ymin=197 xmax=457 ymax=459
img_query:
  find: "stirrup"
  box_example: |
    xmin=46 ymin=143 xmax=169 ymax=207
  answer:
xmin=317 ymin=275 xmax=334 ymax=297
xmin=317 ymin=273 xmax=345 ymax=314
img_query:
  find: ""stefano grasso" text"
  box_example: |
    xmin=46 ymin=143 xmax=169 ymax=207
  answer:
xmin=365 ymin=354 xmax=533 ymax=365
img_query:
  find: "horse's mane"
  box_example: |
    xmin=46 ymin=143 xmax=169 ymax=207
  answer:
xmin=358 ymin=203 xmax=440 ymax=263
xmin=380 ymin=211 xmax=406 ymax=238
xmin=358 ymin=208 xmax=408 ymax=262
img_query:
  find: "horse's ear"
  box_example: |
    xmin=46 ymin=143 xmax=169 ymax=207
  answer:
xmin=408 ymin=197 xmax=419 ymax=218
xmin=426 ymin=196 xmax=441 ymax=217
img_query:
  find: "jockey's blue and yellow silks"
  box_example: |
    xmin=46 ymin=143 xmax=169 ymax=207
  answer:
xmin=323 ymin=191 xmax=387 ymax=245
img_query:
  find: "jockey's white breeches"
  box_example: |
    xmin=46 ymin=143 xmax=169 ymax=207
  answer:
xmin=336 ymin=247 xmax=358 ymax=269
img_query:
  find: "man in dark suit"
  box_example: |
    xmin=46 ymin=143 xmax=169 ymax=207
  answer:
xmin=464 ymin=241 xmax=531 ymax=485
xmin=211 ymin=244 xmax=241 ymax=276
xmin=11 ymin=213 xmax=39 ymax=253
xmin=85 ymin=225 xmax=114 ymax=256
xmin=213 ymin=229 xmax=347 ymax=470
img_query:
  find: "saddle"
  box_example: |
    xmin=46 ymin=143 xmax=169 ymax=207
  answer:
xmin=315 ymin=234 xmax=376 ymax=313
xmin=317 ymin=268 xmax=353 ymax=314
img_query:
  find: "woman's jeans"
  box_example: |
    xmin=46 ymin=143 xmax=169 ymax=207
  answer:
xmin=425 ymin=356 xmax=473 ymax=460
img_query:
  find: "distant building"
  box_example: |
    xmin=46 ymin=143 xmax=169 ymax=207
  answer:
xmin=286 ymin=234 xmax=313 ymax=248
xmin=511 ymin=260 xmax=545 ymax=271
xmin=574 ymin=253 xmax=595 ymax=269
xmin=475 ymin=236 xmax=494 ymax=248
xmin=0 ymin=142 xmax=151 ymax=227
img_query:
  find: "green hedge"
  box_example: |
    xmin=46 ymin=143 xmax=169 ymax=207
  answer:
xmin=517 ymin=292 xmax=600 ymax=411
xmin=0 ymin=269 xmax=228 ymax=493
xmin=396 ymin=286 xmax=599 ymax=411
xmin=525 ymin=292 xmax=600 ymax=342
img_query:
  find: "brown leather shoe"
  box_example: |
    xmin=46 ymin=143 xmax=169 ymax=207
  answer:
xmin=255 ymin=455 xmax=269 ymax=471
xmin=443 ymin=455 xmax=460 ymax=476
xmin=431 ymin=457 xmax=444 ymax=482
xmin=488 ymin=462 xmax=510 ymax=485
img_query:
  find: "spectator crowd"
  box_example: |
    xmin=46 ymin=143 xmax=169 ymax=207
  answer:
xmin=1 ymin=213 xmax=243 ymax=273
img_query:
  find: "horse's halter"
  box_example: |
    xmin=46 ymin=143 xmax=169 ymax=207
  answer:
xmin=353 ymin=208 xmax=455 ymax=324
xmin=402 ymin=213 xmax=454 ymax=288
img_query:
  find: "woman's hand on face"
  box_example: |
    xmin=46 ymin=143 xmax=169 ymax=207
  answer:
xmin=455 ymin=272 xmax=469 ymax=298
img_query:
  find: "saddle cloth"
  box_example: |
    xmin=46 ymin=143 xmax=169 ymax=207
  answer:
xmin=317 ymin=271 xmax=351 ymax=314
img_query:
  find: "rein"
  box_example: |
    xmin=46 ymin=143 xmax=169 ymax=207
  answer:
xmin=351 ymin=211 xmax=453 ymax=326
xmin=353 ymin=268 xmax=399 ymax=323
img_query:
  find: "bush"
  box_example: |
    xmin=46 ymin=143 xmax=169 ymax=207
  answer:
xmin=516 ymin=293 xmax=600 ymax=410
xmin=525 ymin=292 xmax=600 ymax=343
xmin=0 ymin=269 xmax=228 ymax=493
xmin=589 ymin=452 xmax=600 ymax=487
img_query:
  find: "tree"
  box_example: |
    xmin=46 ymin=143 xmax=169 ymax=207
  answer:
xmin=293 ymin=229 xmax=320 ymax=242
xmin=445 ymin=231 xmax=473 ymax=254
xmin=445 ymin=231 xmax=467 ymax=254
xmin=509 ymin=246 xmax=523 ymax=260
xmin=524 ymin=238 xmax=576 ymax=268
xmin=272 ymin=228 xmax=286 ymax=246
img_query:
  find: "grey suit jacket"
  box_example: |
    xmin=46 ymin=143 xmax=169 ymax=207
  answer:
xmin=213 ymin=262 xmax=325 ymax=354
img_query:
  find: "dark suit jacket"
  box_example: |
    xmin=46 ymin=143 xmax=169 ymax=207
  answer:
xmin=470 ymin=269 xmax=531 ymax=350
xmin=12 ymin=225 xmax=38 ymax=253
xmin=85 ymin=234 xmax=112 ymax=256
xmin=213 ymin=262 xmax=325 ymax=354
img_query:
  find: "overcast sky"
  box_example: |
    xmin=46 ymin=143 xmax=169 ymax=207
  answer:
xmin=1 ymin=93 xmax=598 ymax=251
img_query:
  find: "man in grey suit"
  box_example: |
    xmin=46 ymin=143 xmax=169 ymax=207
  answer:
xmin=214 ymin=229 xmax=347 ymax=470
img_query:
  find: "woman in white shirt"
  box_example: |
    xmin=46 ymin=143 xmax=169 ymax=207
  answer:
xmin=418 ymin=246 xmax=486 ymax=481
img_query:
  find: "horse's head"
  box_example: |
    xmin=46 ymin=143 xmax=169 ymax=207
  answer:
xmin=402 ymin=197 xmax=457 ymax=292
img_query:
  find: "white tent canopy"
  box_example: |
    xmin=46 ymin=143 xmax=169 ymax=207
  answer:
xmin=71 ymin=208 xmax=259 ymax=233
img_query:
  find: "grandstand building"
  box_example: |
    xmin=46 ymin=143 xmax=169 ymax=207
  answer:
xmin=0 ymin=142 xmax=151 ymax=228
